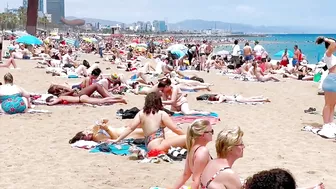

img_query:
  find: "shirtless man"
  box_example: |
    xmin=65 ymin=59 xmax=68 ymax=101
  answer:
xmin=292 ymin=45 xmax=301 ymax=67
xmin=243 ymin=42 xmax=253 ymax=62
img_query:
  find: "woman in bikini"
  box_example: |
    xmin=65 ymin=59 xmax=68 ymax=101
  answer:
xmin=72 ymin=68 xmax=102 ymax=90
xmin=69 ymin=119 xmax=145 ymax=143
xmin=46 ymin=83 xmax=126 ymax=105
xmin=110 ymin=92 xmax=186 ymax=152
xmin=173 ymin=119 xmax=213 ymax=189
xmin=158 ymin=78 xmax=209 ymax=115
xmin=249 ymin=61 xmax=280 ymax=82
xmin=207 ymin=94 xmax=270 ymax=103
xmin=200 ymin=127 xmax=244 ymax=189
xmin=69 ymin=119 xmax=180 ymax=144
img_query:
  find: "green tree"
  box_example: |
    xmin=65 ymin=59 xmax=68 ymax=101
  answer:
xmin=17 ymin=6 xmax=27 ymax=29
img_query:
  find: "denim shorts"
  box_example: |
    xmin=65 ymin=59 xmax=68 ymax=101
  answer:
xmin=322 ymin=73 xmax=336 ymax=92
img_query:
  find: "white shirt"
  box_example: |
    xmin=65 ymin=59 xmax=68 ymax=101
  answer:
xmin=324 ymin=53 xmax=336 ymax=69
xmin=232 ymin=44 xmax=240 ymax=56
xmin=62 ymin=53 xmax=72 ymax=64
xmin=254 ymin=44 xmax=265 ymax=56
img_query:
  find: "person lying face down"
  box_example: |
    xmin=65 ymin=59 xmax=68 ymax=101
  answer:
xmin=68 ymin=119 xmax=145 ymax=144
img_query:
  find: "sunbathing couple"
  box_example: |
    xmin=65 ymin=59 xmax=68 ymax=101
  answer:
xmin=70 ymin=92 xmax=186 ymax=152
xmin=46 ymin=66 xmax=126 ymax=105
xmin=173 ymin=121 xmax=324 ymax=189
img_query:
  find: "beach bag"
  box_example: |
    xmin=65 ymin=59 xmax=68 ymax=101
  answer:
xmin=313 ymin=72 xmax=322 ymax=82
xmin=190 ymin=76 xmax=204 ymax=83
xmin=121 ymin=107 xmax=140 ymax=119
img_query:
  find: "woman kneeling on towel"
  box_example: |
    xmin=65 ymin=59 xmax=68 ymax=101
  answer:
xmin=110 ymin=92 xmax=186 ymax=152
xmin=173 ymin=119 xmax=213 ymax=189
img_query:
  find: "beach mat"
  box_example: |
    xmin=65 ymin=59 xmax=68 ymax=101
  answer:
xmin=90 ymin=140 xmax=146 ymax=155
xmin=171 ymin=112 xmax=220 ymax=125
xmin=301 ymin=125 xmax=336 ymax=139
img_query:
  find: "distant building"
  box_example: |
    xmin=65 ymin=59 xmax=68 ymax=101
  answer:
xmin=46 ymin=0 xmax=65 ymax=24
xmin=158 ymin=21 xmax=167 ymax=32
xmin=145 ymin=21 xmax=152 ymax=32
xmin=5 ymin=8 xmax=19 ymax=14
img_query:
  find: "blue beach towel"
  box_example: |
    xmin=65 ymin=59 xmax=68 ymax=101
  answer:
xmin=90 ymin=142 xmax=147 ymax=155
xmin=172 ymin=112 xmax=218 ymax=117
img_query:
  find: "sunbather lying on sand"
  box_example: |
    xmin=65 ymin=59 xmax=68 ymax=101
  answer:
xmin=208 ymin=94 xmax=270 ymax=103
xmin=109 ymin=92 xmax=186 ymax=152
xmin=69 ymin=119 xmax=179 ymax=144
xmin=46 ymin=83 xmax=126 ymax=105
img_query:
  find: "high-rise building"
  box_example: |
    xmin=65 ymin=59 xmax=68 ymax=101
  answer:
xmin=46 ymin=0 xmax=65 ymax=24
xmin=23 ymin=0 xmax=44 ymax=12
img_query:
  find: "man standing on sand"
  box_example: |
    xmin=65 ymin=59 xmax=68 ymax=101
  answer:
xmin=231 ymin=39 xmax=240 ymax=68
xmin=292 ymin=45 xmax=301 ymax=67
xmin=243 ymin=42 xmax=253 ymax=62
xmin=253 ymin=40 xmax=265 ymax=61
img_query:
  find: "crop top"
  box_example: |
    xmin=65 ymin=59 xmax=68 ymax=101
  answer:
xmin=324 ymin=53 xmax=336 ymax=69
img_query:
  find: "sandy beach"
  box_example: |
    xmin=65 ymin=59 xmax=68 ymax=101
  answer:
xmin=0 ymin=40 xmax=335 ymax=189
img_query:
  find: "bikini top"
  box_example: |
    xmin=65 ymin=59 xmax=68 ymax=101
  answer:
xmin=201 ymin=167 xmax=231 ymax=189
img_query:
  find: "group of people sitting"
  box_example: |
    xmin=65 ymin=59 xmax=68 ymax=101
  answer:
xmin=68 ymin=91 xmax=323 ymax=189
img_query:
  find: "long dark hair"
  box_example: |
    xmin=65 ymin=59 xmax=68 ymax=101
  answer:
xmin=69 ymin=131 xmax=85 ymax=144
xmin=316 ymin=36 xmax=336 ymax=49
xmin=143 ymin=92 xmax=163 ymax=115
xmin=158 ymin=78 xmax=171 ymax=88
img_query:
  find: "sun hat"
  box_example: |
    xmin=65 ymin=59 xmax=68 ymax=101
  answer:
xmin=111 ymin=73 xmax=118 ymax=79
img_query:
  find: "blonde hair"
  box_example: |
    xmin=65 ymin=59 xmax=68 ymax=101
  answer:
xmin=4 ymin=73 xmax=13 ymax=84
xmin=216 ymin=127 xmax=244 ymax=158
xmin=186 ymin=119 xmax=210 ymax=152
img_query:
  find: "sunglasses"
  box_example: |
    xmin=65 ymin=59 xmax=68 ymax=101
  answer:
xmin=204 ymin=129 xmax=214 ymax=135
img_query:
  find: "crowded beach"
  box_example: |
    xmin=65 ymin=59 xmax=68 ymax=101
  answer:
xmin=0 ymin=32 xmax=335 ymax=189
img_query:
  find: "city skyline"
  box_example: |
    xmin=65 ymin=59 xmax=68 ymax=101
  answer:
xmin=1 ymin=0 xmax=335 ymax=29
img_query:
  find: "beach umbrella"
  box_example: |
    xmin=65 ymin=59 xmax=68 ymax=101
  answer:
xmin=136 ymin=46 xmax=147 ymax=52
xmin=274 ymin=50 xmax=294 ymax=58
xmin=167 ymin=44 xmax=188 ymax=52
xmin=16 ymin=35 xmax=42 ymax=45
xmin=128 ymin=43 xmax=137 ymax=48
xmin=90 ymin=38 xmax=98 ymax=43
xmin=83 ymin=37 xmax=92 ymax=43
xmin=14 ymin=31 xmax=29 ymax=37
xmin=215 ymin=50 xmax=230 ymax=56
xmin=64 ymin=38 xmax=75 ymax=46
xmin=136 ymin=43 xmax=148 ymax=48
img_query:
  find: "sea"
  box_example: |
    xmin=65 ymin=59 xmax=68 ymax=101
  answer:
xmin=214 ymin=34 xmax=336 ymax=64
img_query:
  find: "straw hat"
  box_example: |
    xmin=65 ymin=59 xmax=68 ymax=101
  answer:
xmin=111 ymin=73 xmax=118 ymax=79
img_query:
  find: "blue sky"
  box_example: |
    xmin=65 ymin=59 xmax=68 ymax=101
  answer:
xmin=1 ymin=0 xmax=334 ymax=28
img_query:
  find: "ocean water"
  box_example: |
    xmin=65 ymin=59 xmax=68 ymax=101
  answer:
xmin=215 ymin=34 xmax=336 ymax=64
